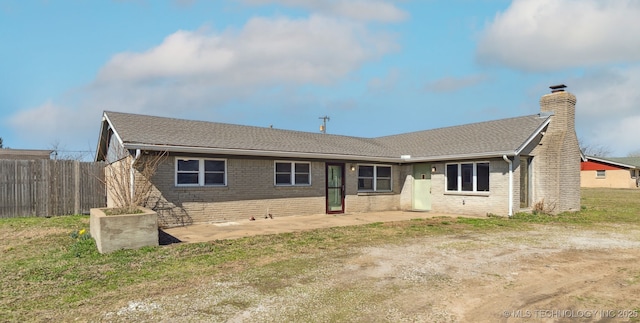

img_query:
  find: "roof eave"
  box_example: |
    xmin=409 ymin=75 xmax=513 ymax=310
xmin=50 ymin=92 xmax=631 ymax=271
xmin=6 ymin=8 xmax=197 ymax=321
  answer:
xmin=585 ymin=156 xmax=638 ymax=169
xmin=397 ymin=151 xmax=517 ymax=163
xmin=514 ymin=116 xmax=552 ymax=156
xmin=125 ymin=143 xmax=517 ymax=164
xmin=95 ymin=112 xmax=125 ymax=162
xmin=123 ymin=143 xmax=403 ymax=163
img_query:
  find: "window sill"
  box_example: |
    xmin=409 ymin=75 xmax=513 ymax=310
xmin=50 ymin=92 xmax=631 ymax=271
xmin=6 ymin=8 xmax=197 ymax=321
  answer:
xmin=274 ymin=185 xmax=313 ymax=188
xmin=444 ymin=191 xmax=490 ymax=197
xmin=357 ymin=191 xmax=394 ymax=196
xmin=175 ymin=185 xmax=228 ymax=189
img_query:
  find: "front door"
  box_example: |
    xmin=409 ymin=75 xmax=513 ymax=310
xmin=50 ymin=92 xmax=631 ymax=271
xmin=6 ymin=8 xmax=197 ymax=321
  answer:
xmin=326 ymin=163 xmax=345 ymax=214
xmin=412 ymin=163 xmax=432 ymax=211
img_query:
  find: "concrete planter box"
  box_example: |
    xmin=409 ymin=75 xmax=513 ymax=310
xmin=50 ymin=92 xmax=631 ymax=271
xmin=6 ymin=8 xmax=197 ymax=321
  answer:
xmin=90 ymin=207 xmax=158 ymax=254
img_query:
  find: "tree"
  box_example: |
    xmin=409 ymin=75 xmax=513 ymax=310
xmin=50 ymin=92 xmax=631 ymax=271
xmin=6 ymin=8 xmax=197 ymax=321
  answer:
xmin=627 ymin=149 xmax=640 ymax=157
xmin=0 ymin=137 xmax=3 ymax=148
xmin=578 ymin=137 xmax=611 ymax=157
xmin=103 ymin=145 xmax=167 ymax=214
xmin=48 ymin=140 xmax=95 ymax=161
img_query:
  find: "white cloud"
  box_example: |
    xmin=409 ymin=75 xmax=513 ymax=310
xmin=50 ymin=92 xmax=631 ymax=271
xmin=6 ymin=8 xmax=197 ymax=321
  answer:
xmin=477 ymin=0 xmax=640 ymax=71
xmin=571 ymin=66 xmax=640 ymax=156
xmin=7 ymin=101 xmax=98 ymax=150
xmin=242 ymin=0 xmax=408 ymax=22
xmin=584 ymin=115 xmax=640 ymax=157
xmin=572 ymin=68 xmax=640 ymax=118
xmin=9 ymin=13 xmax=400 ymax=150
xmin=97 ymin=15 xmax=397 ymax=87
xmin=425 ymin=74 xmax=489 ymax=93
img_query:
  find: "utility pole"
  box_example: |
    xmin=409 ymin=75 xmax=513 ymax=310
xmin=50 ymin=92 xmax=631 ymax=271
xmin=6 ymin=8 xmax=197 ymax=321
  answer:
xmin=319 ymin=116 xmax=330 ymax=134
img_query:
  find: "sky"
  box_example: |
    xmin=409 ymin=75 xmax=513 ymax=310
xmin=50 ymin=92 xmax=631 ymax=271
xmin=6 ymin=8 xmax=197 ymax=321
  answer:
xmin=1 ymin=0 xmax=639 ymax=159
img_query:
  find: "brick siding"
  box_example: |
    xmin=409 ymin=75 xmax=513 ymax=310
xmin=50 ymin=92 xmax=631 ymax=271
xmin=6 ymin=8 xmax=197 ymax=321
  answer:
xmin=106 ymin=90 xmax=581 ymax=224
xmin=132 ymin=156 xmax=407 ymax=227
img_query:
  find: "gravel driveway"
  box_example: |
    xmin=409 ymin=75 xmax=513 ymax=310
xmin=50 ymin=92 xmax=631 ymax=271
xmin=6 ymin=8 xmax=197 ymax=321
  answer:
xmin=103 ymin=224 xmax=640 ymax=322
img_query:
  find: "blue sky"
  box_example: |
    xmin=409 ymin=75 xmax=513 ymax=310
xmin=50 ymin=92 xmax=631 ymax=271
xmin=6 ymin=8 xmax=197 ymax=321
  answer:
xmin=2 ymin=0 xmax=639 ymax=159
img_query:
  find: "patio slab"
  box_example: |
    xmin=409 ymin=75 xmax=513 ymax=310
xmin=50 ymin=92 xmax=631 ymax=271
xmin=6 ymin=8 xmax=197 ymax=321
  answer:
xmin=162 ymin=211 xmax=483 ymax=243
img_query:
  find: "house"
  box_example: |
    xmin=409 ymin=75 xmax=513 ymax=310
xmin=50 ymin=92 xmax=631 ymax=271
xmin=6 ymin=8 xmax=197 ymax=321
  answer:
xmin=581 ymin=156 xmax=640 ymax=189
xmin=0 ymin=149 xmax=53 ymax=160
xmin=95 ymin=85 xmax=581 ymax=227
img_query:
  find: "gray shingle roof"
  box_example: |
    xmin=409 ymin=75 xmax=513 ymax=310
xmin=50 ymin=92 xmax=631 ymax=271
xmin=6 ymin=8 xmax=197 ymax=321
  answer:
xmin=375 ymin=115 xmax=550 ymax=158
xmin=102 ymin=111 xmax=550 ymax=161
xmin=590 ymin=156 xmax=640 ymax=168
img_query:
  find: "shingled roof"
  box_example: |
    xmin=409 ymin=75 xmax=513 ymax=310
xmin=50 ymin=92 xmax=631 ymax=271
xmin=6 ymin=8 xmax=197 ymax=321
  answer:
xmin=585 ymin=156 xmax=640 ymax=169
xmin=605 ymin=157 xmax=640 ymax=168
xmin=97 ymin=111 xmax=551 ymax=162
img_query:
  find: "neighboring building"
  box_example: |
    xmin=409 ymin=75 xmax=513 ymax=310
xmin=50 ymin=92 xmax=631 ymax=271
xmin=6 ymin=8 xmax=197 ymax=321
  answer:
xmin=0 ymin=149 xmax=53 ymax=160
xmin=96 ymin=85 xmax=581 ymax=228
xmin=581 ymin=156 xmax=640 ymax=189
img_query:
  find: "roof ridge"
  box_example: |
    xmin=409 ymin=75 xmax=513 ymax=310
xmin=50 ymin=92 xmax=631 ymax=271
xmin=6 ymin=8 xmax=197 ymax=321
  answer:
xmin=103 ymin=110 xmax=377 ymax=141
xmin=101 ymin=110 xmax=549 ymax=160
xmin=374 ymin=113 xmax=543 ymax=139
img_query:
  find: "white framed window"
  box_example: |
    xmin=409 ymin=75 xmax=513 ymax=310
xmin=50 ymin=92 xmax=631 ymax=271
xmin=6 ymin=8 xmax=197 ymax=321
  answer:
xmin=175 ymin=157 xmax=226 ymax=186
xmin=358 ymin=165 xmax=392 ymax=192
xmin=275 ymin=161 xmax=311 ymax=186
xmin=446 ymin=162 xmax=490 ymax=192
xmin=596 ymin=170 xmax=606 ymax=178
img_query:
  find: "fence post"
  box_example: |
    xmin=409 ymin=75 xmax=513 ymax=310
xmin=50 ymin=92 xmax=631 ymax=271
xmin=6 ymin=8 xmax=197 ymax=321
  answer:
xmin=74 ymin=160 xmax=80 ymax=215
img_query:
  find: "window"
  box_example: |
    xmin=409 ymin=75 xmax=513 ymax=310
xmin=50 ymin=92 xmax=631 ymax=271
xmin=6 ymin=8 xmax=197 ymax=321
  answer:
xmin=275 ymin=161 xmax=311 ymax=185
xmin=446 ymin=162 xmax=490 ymax=192
xmin=358 ymin=165 xmax=392 ymax=192
xmin=176 ymin=158 xmax=226 ymax=186
xmin=596 ymin=170 xmax=606 ymax=178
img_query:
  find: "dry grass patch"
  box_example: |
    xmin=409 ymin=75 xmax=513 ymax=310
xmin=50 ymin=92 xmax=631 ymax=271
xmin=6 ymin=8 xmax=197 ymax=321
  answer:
xmin=2 ymin=188 xmax=640 ymax=321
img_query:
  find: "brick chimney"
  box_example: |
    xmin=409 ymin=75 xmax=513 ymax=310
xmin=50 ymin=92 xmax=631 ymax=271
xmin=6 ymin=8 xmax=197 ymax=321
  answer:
xmin=533 ymin=84 xmax=581 ymax=213
xmin=540 ymin=84 xmax=576 ymax=136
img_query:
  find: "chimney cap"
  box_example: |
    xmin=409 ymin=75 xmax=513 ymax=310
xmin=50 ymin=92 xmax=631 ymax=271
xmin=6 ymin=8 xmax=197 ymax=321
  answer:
xmin=549 ymin=84 xmax=567 ymax=93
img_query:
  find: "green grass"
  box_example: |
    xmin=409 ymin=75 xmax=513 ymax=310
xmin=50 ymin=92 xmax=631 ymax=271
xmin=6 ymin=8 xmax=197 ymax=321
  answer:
xmin=510 ymin=188 xmax=640 ymax=226
xmin=1 ymin=188 xmax=639 ymax=321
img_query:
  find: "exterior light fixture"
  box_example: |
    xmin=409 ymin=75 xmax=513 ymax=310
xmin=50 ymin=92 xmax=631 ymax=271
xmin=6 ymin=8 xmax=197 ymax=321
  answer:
xmin=350 ymin=164 xmax=356 ymax=171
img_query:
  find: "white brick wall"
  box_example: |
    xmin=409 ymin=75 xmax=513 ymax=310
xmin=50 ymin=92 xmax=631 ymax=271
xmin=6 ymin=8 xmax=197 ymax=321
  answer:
xmin=429 ymin=159 xmax=510 ymax=216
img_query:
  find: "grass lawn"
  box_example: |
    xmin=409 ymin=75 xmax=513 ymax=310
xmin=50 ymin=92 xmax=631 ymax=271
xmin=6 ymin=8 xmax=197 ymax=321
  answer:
xmin=1 ymin=188 xmax=639 ymax=321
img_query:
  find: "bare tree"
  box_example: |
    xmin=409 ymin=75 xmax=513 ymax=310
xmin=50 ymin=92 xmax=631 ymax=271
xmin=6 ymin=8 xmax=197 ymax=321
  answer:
xmin=578 ymin=137 xmax=611 ymax=157
xmin=103 ymin=146 xmax=167 ymax=214
xmin=627 ymin=149 xmax=640 ymax=157
xmin=49 ymin=140 xmax=91 ymax=161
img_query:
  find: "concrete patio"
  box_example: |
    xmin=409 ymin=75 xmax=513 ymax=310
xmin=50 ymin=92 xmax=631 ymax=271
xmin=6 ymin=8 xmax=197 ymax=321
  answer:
xmin=162 ymin=211 xmax=481 ymax=243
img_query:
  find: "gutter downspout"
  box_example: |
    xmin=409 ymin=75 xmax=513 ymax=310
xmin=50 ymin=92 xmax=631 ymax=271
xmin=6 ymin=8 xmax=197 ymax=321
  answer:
xmin=130 ymin=149 xmax=141 ymax=204
xmin=502 ymin=155 xmax=513 ymax=217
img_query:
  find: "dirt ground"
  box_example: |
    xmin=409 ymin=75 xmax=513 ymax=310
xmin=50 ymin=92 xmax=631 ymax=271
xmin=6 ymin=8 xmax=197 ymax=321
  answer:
xmin=104 ymin=223 xmax=640 ymax=322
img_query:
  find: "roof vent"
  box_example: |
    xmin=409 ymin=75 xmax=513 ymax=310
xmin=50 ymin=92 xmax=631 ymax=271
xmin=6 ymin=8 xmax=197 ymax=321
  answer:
xmin=549 ymin=84 xmax=567 ymax=93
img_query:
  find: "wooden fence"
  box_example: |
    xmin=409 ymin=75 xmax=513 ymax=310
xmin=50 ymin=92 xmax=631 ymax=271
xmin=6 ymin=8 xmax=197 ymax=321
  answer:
xmin=0 ymin=160 xmax=105 ymax=218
